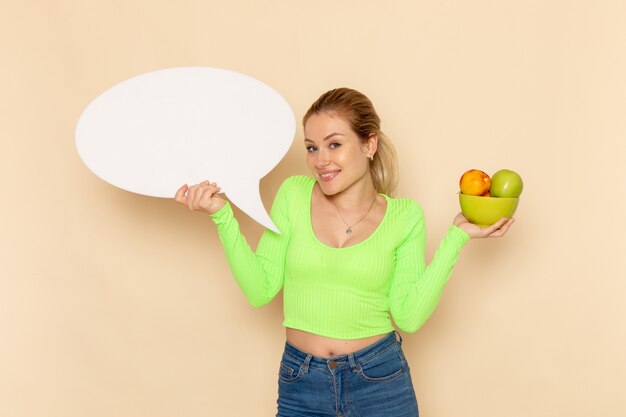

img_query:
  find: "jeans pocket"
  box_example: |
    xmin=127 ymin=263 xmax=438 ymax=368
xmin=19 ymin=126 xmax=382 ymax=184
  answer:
xmin=278 ymin=354 xmax=304 ymax=383
xmin=357 ymin=345 xmax=405 ymax=383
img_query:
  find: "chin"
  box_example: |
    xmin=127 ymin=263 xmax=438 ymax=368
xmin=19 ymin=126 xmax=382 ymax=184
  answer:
xmin=316 ymin=179 xmax=343 ymax=196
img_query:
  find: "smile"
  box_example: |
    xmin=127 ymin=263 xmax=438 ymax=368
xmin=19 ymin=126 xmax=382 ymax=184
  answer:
xmin=319 ymin=170 xmax=341 ymax=181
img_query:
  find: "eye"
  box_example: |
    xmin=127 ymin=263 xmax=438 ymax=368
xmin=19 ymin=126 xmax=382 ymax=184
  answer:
xmin=329 ymin=142 xmax=341 ymax=149
xmin=306 ymin=145 xmax=317 ymax=152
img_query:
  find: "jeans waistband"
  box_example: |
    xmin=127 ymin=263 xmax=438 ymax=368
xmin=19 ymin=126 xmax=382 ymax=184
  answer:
xmin=283 ymin=330 xmax=402 ymax=371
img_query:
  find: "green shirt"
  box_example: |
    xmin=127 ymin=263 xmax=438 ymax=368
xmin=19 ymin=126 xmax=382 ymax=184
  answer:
xmin=210 ymin=175 xmax=470 ymax=339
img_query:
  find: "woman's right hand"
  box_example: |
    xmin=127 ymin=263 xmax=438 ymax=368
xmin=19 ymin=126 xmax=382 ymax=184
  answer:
xmin=174 ymin=181 xmax=227 ymax=215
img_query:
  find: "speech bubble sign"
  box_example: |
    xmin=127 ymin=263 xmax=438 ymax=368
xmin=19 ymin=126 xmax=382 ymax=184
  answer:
xmin=75 ymin=67 xmax=296 ymax=233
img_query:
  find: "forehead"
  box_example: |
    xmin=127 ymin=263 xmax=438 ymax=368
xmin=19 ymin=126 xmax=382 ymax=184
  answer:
xmin=304 ymin=112 xmax=353 ymax=139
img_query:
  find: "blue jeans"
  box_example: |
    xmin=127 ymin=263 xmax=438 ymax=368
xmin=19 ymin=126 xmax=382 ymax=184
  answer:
xmin=276 ymin=331 xmax=419 ymax=417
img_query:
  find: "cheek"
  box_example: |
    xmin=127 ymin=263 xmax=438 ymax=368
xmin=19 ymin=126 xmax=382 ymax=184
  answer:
xmin=337 ymin=151 xmax=370 ymax=179
xmin=305 ymin=153 xmax=316 ymax=170
xmin=344 ymin=147 xmax=368 ymax=166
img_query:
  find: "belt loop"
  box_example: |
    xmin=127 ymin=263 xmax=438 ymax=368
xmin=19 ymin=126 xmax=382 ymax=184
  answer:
xmin=394 ymin=330 xmax=403 ymax=344
xmin=302 ymin=354 xmax=312 ymax=374
xmin=347 ymin=353 xmax=358 ymax=371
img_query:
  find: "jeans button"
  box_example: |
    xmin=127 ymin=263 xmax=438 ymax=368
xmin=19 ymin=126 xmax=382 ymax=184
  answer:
xmin=329 ymin=361 xmax=338 ymax=369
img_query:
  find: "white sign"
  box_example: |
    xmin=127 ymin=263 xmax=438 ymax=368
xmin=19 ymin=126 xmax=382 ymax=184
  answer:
xmin=75 ymin=67 xmax=296 ymax=233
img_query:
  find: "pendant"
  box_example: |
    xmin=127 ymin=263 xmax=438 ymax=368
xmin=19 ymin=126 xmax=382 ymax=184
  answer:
xmin=346 ymin=228 xmax=352 ymax=234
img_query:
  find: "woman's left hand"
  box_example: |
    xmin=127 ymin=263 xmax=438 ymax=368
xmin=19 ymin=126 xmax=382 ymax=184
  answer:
xmin=453 ymin=213 xmax=515 ymax=239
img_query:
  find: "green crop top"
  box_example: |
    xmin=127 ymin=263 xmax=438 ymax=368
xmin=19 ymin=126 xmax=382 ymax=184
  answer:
xmin=210 ymin=175 xmax=470 ymax=339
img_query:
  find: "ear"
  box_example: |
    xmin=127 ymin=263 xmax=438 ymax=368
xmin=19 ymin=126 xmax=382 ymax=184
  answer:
xmin=364 ymin=133 xmax=378 ymax=156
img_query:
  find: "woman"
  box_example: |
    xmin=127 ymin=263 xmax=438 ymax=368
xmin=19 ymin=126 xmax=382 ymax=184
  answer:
xmin=175 ymin=88 xmax=514 ymax=416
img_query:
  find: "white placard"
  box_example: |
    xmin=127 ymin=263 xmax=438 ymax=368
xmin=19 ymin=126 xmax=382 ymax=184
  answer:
xmin=75 ymin=67 xmax=296 ymax=233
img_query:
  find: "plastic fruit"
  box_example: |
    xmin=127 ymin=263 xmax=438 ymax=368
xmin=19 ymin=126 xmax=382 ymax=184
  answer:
xmin=490 ymin=169 xmax=524 ymax=198
xmin=459 ymin=169 xmax=491 ymax=196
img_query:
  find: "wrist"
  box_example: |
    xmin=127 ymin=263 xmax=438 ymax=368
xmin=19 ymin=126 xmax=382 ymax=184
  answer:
xmin=209 ymin=200 xmax=227 ymax=215
xmin=450 ymin=224 xmax=472 ymax=241
xmin=209 ymin=201 xmax=232 ymax=224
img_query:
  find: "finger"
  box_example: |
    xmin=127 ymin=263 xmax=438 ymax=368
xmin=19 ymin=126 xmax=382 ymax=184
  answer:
xmin=487 ymin=228 xmax=505 ymax=238
xmin=205 ymin=183 xmax=223 ymax=205
xmin=488 ymin=218 xmax=515 ymax=238
xmin=185 ymin=185 xmax=194 ymax=209
xmin=195 ymin=181 xmax=219 ymax=209
xmin=495 ymin=218 xmax=515 ymax=236
xmin=186 ymin=182 xmax=204 ymax=210
xmin=483 ymin=217 xmax=509 ymax=235
xmin=174 ymin=184 xmax=188 ymax=204
xmin=197 ymin=183 xmax=216 ymax=208
xmin=208 ymin=182 xmax=222 ymax=194
xmin=190 ymin=181 xmax=210 ymax=209
xmin=209 ymin=183 xmax=221 ymax=197
xmin=201 ymin=188 xmax=219 ymax=210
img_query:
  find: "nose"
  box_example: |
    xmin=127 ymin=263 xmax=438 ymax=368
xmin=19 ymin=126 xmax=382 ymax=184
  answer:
xmin=314 ymin=148 xmax=330 ymax=169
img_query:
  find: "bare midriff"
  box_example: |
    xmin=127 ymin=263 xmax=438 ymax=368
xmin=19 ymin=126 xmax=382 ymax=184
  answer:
xmin=286 ymin=328 xmax=389 ymax=358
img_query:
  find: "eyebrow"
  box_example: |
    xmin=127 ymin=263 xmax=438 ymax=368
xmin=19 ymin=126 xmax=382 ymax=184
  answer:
xmin=304 ymin=132 xmax=344 ymax=143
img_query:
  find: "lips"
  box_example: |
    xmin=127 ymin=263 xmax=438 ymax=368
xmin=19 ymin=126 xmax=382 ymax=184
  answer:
xmin=319 ymin=170 xmax=340 ymax=182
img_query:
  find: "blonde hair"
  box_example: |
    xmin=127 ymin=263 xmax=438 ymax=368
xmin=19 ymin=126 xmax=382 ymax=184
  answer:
xmin=303 ymin=88 xmax=398 ymax=196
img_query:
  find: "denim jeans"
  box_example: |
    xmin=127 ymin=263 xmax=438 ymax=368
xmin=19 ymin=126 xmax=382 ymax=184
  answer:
xmin=276 ymin=330 xmax=419 ymax=417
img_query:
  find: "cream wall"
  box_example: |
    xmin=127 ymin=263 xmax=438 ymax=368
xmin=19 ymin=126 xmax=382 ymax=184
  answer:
xmin=1 ymin=1 xmax=625 ymax=416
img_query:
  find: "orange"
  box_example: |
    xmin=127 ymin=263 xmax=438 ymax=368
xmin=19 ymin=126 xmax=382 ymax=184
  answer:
xmin=459 ymin=169 xmax=492 ymax=196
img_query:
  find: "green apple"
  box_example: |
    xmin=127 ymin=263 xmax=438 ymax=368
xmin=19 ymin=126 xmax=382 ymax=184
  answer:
xmin=490 ymin=169 xmax=523 ymax=198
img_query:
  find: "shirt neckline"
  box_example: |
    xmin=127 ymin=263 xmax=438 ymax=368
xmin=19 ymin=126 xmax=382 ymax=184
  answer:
xmin=305 ymin=178 xmax=391 ymax=250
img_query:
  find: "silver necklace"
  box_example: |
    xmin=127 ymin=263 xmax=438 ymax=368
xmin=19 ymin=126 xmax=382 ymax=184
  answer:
xmin=329 ymin=195 xmax=378 ymax=234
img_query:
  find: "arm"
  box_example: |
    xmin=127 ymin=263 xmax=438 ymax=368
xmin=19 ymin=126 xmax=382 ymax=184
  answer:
xmin=209 ymin=181 xmax=291 ymax=308
xmin=389 ymin=204 xmax=470 ymax=333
